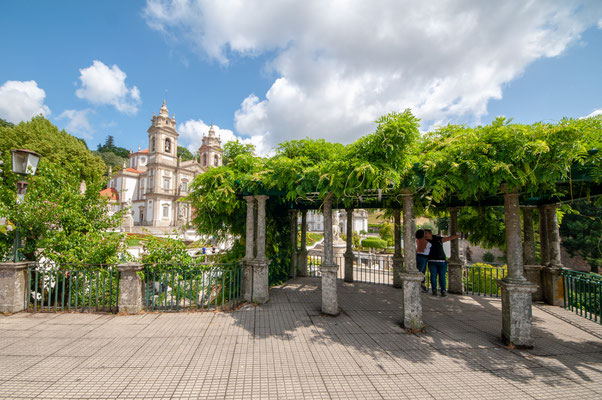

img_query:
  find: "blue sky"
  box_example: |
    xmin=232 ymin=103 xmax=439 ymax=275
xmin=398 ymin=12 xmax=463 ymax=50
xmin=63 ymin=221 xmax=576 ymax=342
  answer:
xmin=1 ymin=1 xmax=601 ymax=156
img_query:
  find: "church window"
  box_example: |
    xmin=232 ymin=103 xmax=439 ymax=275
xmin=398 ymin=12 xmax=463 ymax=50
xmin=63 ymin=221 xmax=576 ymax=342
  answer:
xmin=163 ymin=206 xmax=169 ymax=218
xmin=163 ymin=178 xmax=170 ymax=190
xmin=181 ymin=182 xmax=187 ymax=192
xmin=165 ymin=138 xmax=171 ymax=153
xmin=151 ymin=137 xmax=156 ymax=152
xmin=202 ymin=153 xmax=207 ymax=166
xmin=214 ymin=154 xmax=219 ymax=166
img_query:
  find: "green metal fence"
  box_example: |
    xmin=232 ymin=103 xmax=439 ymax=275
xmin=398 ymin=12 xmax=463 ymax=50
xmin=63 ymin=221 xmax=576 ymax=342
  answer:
xmin=463 ymin=263 xmax=507 ymax=297
xmin=561 ymin=269 xmax=602 ymax=323
xmin=306 ymin=253 xmax=394 ymax=285
xmin=143 ymin=262 xmax=244 ymax=311
xmin=27 ymin=263 xmax=119 ymax=312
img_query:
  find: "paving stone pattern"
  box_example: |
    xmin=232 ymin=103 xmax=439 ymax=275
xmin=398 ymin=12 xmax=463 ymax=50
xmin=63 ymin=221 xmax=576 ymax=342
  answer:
xmin=1 ymin=277 xmax=601 ymax=399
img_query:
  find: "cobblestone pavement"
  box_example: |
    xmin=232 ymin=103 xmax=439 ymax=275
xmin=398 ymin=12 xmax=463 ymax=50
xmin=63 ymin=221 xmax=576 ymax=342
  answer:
xmin=1 ymin=277 xmax=601 ymax=399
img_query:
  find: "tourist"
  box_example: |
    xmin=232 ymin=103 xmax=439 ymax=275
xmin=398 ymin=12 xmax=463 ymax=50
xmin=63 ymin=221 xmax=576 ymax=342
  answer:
xmin=424 ymin=229 xmax=461 ymax=297
xmin=415 ymin=229 xmax=431 ymax=292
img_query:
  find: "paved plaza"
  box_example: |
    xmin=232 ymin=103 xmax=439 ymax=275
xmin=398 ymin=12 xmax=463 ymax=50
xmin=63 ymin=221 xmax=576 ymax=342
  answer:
xmin=1 ymin=277 xmax=602 ymax=399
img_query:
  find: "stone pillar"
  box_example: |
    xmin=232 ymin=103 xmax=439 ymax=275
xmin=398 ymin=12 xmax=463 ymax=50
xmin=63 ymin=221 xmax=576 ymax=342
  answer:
xmin=289 ymin=209 xmax=298 ymax=278
xmin=297 ymin=210 xmax=308 ymax=277
xmin=117 ymin=263 xmax=144 ymax=314
xmin=243 ymin=196 xmax=256 ymax=302
xmin=447 ymin=207 xmax=463 ymax=294
xmin=0 ymin=262 xmax=29 ymax=313
xmin=499 ymin=188 xmax=536 ymax=348
xmin=522 ymin=207 xmax=543 ymax=301
xmin=538 ymin=205 xmax=549 ymax=266
xmin=399 ymin=191 xmax=424 ymax=331
xmin=253 ymin=195 xmax=270 ymax=304
xmin=542 ymin=205 xmax=563 ymax=306
xmin=344 ymin=208 xmax=354 ymax=282
xmin=321 ymin=193 xmax=339 ymax=315
xmin=392 ymin=208 xmax=403 ymax=288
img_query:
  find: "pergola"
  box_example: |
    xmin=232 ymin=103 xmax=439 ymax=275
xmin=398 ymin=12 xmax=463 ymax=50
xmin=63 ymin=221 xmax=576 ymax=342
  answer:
xmin=239 ymin=159 xmax=601 ymax=348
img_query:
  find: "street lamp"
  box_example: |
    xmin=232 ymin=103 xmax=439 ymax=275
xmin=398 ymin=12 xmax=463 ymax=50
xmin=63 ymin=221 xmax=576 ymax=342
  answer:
xmin=10 ymin=149 xmax=42 ymax=262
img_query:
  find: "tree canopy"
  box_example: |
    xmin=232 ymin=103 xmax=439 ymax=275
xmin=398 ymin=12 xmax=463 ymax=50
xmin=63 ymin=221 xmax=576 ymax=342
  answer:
xmin=186 ymin=110 xmax=601 ymax=283
xmin=0 ymin=117 xmax=124 ymax=264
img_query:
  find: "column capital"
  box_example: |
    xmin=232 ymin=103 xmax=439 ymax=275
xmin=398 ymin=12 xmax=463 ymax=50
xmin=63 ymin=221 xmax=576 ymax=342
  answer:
xmin=116 ymin=263 xmax=144 ymax=273
xmin=0 ymin=262 xmax=30 ymax=271
xmin=243 ymin=195 xmax=256 ymax=203
xmin=254 ymin=194 xmax=269 ymax=202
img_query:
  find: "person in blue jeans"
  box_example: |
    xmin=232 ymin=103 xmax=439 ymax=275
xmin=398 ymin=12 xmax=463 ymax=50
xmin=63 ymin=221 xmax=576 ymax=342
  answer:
xmin=425 ymin=229 xmax=461 ymax=297
xmin=415 ymin=229 xmax=431 ymax=292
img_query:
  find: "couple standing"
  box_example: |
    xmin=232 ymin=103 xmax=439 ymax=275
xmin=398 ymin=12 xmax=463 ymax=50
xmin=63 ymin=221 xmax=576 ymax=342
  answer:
xmin=415 ymin=229 xmax=460 ymax=297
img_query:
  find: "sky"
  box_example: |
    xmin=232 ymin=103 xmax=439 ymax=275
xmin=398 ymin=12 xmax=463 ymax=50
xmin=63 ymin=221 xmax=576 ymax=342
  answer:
xmin=1 ymin=1 xmax=601 ymax=157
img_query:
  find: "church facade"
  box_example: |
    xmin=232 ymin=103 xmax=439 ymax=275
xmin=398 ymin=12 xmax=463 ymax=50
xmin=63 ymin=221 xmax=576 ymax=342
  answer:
xmin=101 ymin=101 xmax=223 ymax=229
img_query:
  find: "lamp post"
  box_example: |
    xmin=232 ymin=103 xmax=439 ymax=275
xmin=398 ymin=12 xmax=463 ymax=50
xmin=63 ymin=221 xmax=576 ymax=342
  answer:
xmin=10 ymin=149 xmax=42 ymax=262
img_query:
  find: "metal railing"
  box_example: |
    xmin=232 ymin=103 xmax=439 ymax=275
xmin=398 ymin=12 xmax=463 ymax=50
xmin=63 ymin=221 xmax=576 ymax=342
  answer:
xmin=561 ymin=269 xmax=602 ymax=323
xmin=306 ymin=253 xmax=394 ymax=286
xmin=463 ymin=263 xmax=507 ymax=297
xmin=26 ymin=263 xmax=120 ymax=313
xmin=304 ymin=255 xmax=507 ymax=297
xmin=143 ymin=262 xmax=244 ymax=311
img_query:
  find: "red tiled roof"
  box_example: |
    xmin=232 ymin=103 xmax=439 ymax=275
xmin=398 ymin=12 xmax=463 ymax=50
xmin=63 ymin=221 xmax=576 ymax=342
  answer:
xmin=100 ymin=187 xmax=119 ymax=201
xmin=131 ymin=149 xmax=149 ymax=155
xmin=124 ymin=168 xmax=143 ymax=174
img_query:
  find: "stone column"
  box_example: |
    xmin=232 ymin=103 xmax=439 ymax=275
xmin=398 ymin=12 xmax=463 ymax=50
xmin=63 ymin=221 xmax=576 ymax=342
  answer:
xmin=392 ymin=208 xmax=403 ymax=288
xmin=399 ymin=191 xmax=424 ymax=331
xmin=344 ymin=208 xmax=354 ymax=282
xmin=117 ymin=263 xmax=144 ymax=314
xmin=253 ymin=195 xmax=270 ymax=304
xmin=522 ymin=207 xmax=543 ymax=301
xmin=289 ymin=209 xmax=298 ymax=278
xmin=297 ymin=210 xmax=309 ymax=277
xmin=498 ymin=188 xmax=536 ymax=348
xmin=542 ymin=204 xmax=563 ymax=306
xmin=243 ymin=196 xmax=256 ymax=302
xmin=538 ymin=205 xmax=549 ymax=266
xmin=0 ymin=262 xmax=29 ymax=313
xmin=321 ymin=193 xmax=339 ymax=315
xmin=447 ymin=207 xmax=463 ymax=294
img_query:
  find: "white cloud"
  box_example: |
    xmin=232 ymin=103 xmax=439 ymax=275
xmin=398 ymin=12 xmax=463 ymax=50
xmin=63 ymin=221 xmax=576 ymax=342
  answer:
xmin=586 ymin=109 xmax=602 ymax=118
xmin=75 ymin=60 xmax=141 ymax=114
xmin=145 ymin=0 xmax=602 ymax=150
xmin=178 ymin=119 xmax=268 ymax=156
xmin=0 ymin=80 xmax=50 ymax=124
xmin=57 ymin=109 xmax=94 ymax=139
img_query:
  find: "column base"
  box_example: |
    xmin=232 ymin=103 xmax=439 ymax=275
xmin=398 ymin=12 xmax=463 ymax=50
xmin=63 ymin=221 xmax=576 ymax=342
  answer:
xmin=400 ymin=271 xmax=424 ymax=331
xmin=251 ymin=258 xmax=270 ymax=304
xmin=542 ymin=266 xmax=563 ymax=306
xmin=447 ymin=261 xmax=464 ymax=294
xmin=0 ymin=262 xmax=29 ymax=314
xmin=320 ymin=263 xmax=339 ymax=315
xmin=498 ymin=278 xmax=537 ymax=348
xmin=524 ymin=264 xmax=543 ymax=302
xmin=297 ymin=250 xmax=308 ymax=277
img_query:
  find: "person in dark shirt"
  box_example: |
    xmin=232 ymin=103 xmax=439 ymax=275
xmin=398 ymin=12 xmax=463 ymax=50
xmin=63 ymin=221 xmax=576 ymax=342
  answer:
xmin=425 ymin=229 xmax=461 ymax=297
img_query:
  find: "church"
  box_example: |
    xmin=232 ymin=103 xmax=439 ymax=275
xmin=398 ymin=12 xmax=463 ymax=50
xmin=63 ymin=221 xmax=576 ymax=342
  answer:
xmin=101 ymin=101 xmax=223 ymax=231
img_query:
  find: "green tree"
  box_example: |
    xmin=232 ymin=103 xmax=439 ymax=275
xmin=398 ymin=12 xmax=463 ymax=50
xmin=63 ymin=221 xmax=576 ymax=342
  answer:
xmin=95 ymin=151 xmax=127 ymax=174
xmin=378 ymin=222 xmax=394 ymax=246
xmin=0 ymin=116 xmax=106 ymax=183
xmin=223 ymin=140 xmax=256 ymax=165
xmin=177 ymin=146 xmax=195 ymax=161
xmin=560 ymin=199 xmax=602 ymax=273
xmin=0 ymin=163 xmax=125 ymax=263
